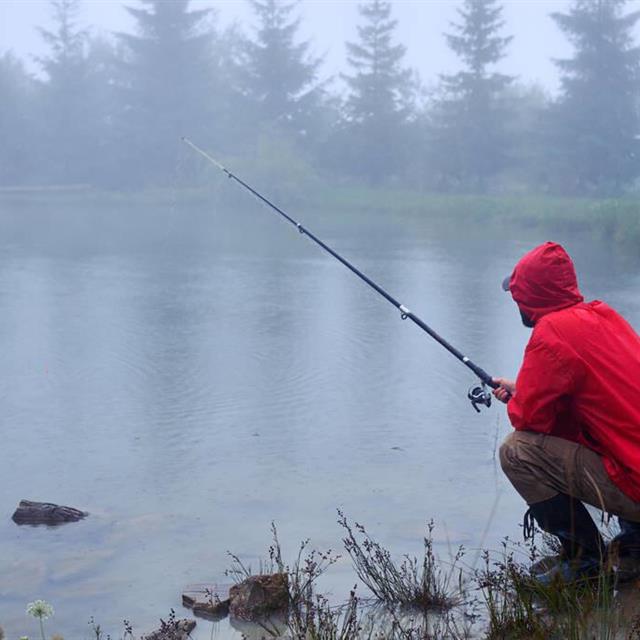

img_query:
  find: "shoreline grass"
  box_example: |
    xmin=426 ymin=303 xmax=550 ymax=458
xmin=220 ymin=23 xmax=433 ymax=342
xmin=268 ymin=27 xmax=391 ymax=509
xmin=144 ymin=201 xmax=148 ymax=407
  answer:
xmin=2 ymin=185 xmax=639 ymax=252
xmin=14 ymin=515 xmax=638 ymax=640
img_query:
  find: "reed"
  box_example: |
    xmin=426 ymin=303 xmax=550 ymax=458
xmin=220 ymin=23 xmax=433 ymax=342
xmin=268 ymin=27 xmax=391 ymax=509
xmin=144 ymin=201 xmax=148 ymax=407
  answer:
xmin=14 ymin=516 xmax=640 ymax=639
xmin=337 ymin=511 xmax=465 ymax=612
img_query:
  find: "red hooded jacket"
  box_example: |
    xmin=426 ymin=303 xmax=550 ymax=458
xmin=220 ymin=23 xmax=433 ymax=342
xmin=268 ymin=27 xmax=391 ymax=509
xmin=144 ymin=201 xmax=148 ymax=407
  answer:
xmin=506 ymin=242 xmax=640 ymax=502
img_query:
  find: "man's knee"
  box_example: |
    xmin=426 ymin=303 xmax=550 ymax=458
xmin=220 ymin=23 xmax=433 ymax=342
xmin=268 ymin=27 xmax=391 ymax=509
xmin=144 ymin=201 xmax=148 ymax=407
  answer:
xmin=498 ymin=430 xmax=571 ymax=505
xmin=499 ymin=432 xmax=519 ymax=479
xmin=499 ymin=431 xmax=544 ymax=479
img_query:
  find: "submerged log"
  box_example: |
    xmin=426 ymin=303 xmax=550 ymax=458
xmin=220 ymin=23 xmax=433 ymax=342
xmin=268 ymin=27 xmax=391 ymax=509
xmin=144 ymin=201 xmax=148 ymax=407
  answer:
xmin=11 ymin=500 xmax=88 ymax=525
xmin=228 ymin=573 xmax=289 ymax=620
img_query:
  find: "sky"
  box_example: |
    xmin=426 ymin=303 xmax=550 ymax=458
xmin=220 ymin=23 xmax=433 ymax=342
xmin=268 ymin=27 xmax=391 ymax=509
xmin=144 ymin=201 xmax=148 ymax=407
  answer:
xmin=0 ymin=0 xmax=579 ymax=93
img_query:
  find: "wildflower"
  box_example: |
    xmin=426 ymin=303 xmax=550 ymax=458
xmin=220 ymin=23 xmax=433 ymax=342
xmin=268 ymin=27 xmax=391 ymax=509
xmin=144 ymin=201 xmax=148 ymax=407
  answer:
xmin=26 ymin=600 xmax=54 ymax=620
xmin=26 ymin=600 xmax=54 ymax=640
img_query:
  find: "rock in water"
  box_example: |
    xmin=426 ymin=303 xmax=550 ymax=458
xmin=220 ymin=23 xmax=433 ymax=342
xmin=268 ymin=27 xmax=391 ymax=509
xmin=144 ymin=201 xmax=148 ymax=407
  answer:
xmin=141 ymin=618 xmax=195 ymax=640
xmin=11 ymin=500 xmax=88 ymax=525
xmin=182 ymin=584 xmax=231 ymax=620
xmin=228 ymin=573 xmax=289 ymax=620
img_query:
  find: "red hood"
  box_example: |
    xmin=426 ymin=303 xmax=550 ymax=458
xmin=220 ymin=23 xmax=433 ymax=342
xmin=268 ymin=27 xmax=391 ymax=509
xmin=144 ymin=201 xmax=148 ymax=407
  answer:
xmin=507 ymin=242 xmax=584 ymax=323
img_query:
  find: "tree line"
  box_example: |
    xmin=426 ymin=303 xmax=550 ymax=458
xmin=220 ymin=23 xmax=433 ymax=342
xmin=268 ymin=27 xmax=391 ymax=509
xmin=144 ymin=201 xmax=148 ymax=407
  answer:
xmin=1 ymin=0 xmax=639 ymax=196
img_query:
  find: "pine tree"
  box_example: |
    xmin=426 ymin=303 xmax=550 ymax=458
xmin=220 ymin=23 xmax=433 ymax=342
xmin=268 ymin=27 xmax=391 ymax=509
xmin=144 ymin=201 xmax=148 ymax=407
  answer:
xmin=39 ymin=0 xmax=86 ymax=76
xmin=38 ymin=0 xmax=94 ymax=183
xmin=0 ymin=53 xmax=38 ymax=185
xmin=118 ymin=0 xmax=219 ymax=184
xmin=342 ymin=0 xmax=414 ymax=184
xmin=243 ymin=0 xmax=322 ymax=135
xmin=433 ymin=0 xmax=513 ymax=192
xmin=84 ymin=37 xmax=126 ymax=187
xmin=550 ymin=0 xmax=640 ymax=194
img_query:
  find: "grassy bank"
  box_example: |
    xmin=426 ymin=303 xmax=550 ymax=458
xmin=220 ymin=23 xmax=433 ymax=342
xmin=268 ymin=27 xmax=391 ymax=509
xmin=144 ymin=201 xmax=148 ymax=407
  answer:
xmin=2 ymin=185 xmax=638 ymax=251
xmin=314 ymin=187 xmax=640 ymax=251
xmin=0 ymin=184 xmax=640 ymax=261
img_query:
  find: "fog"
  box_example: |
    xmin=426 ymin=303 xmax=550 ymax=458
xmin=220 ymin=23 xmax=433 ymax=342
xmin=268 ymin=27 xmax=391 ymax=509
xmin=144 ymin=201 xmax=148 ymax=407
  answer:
xmin=3 ymin=1 xmax=571 ymax=90
xmin=3 ymin=1 xmax=640 ymax=638
xmin=4 ymin=0 xmax=638 ymax=194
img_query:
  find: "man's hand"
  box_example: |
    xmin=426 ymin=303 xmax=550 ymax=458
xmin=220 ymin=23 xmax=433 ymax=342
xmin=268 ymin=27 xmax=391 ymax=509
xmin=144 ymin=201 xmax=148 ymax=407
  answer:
xmin=492 ymin=377 xmax=515 ymax=404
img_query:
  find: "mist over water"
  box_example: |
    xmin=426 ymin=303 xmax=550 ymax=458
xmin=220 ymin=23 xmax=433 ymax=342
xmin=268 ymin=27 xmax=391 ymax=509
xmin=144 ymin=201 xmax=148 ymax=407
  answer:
xmin=2 ymin=0 xmax=640 ymax=636
xmin=0 ymin=197 xmax=637 ymax=638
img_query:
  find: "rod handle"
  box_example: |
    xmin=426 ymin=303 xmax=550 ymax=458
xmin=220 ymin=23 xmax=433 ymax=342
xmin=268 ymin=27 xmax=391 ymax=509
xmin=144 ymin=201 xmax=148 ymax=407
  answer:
xmin=467 ymin=364 xmax=499 ymax=389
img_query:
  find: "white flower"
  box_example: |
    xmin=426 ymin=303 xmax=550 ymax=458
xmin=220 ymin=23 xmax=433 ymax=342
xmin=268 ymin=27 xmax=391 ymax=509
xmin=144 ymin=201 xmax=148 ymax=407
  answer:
xmin=26 ymin=600 xmax=54 ymax=620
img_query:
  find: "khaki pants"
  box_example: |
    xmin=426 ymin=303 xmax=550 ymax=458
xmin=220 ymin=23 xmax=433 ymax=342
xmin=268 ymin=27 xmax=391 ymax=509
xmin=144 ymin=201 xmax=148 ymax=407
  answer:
xmin=500 ymin=431 xmax=640 ymax=522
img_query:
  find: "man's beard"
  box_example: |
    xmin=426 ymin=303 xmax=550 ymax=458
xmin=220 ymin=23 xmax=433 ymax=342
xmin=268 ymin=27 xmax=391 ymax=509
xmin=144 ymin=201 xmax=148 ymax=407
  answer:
xmin=520 ymin=309 xmax=535 ymax=328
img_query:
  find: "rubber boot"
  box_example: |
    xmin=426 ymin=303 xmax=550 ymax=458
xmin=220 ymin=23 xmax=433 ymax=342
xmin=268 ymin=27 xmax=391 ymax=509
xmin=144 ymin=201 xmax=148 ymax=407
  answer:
xmin=526 ymin=493 xmax=605 ymax=585
xmin=608 ymin=517 xmax=640 ymax=582
xmin=613 ymin=517 xmax=640 ymax=554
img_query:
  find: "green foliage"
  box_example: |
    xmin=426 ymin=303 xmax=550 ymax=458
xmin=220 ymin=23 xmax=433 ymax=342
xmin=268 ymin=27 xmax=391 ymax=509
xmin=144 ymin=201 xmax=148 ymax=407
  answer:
xmin=234 ymin=126 xmax=321 ymax=205
xmin=243 ymin=0 xmax=323 ymax=138
xmin=549 ymin=0 xmax=640 ymax=195
xmin=496 ymin=83 xmax=552 ymax=192
xmin=118 ymin=0 xmax=222 ymax=184
xmin=6 ymin=0 xmax=640 ymax=193
xmin=344 ymin=0 xmax=413 ymax=123
xmin=431 ymin=0 xmax=514 ymax=192
xmin=0 ymin=53 xmax=39 ymax=186
xmin=38 ymin=0 xmax=85 ymax=67
xmin=37 ymin=0 xmax=97 ymax=184
xmin=340 ymin=0 xmax=415 ymax=185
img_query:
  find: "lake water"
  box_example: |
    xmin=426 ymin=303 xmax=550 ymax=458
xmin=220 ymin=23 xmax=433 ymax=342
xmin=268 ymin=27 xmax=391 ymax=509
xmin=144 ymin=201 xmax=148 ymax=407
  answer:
xmin=0 ymin=194 xmax=638 ymax=639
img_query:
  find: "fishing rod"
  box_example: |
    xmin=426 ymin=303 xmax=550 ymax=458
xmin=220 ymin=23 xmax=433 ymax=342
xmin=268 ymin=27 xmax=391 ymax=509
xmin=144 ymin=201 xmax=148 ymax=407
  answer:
xmin=182 ymin=137 xmax=498 ymax=412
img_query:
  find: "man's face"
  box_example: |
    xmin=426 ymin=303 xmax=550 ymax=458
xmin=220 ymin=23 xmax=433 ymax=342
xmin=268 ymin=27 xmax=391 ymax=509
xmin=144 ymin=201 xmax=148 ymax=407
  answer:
xmin=520 ymin=308 xmax=535 ymax=328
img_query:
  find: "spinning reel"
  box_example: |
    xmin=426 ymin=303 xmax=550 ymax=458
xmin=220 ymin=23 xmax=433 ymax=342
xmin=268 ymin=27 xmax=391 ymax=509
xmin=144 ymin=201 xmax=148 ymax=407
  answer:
xmin=468 ymin=382 xmax=492 ymax=413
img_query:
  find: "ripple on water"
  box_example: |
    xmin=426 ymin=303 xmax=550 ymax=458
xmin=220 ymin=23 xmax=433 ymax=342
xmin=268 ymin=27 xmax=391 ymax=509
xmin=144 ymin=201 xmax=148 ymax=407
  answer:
xmin=0 ymin=209 xmax=636 ymax=640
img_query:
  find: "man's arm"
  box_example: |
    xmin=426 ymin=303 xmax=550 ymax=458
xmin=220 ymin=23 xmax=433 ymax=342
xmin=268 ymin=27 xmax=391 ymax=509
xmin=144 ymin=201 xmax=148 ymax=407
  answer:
xmin=507 ymin=336 xmax=577 ymax=435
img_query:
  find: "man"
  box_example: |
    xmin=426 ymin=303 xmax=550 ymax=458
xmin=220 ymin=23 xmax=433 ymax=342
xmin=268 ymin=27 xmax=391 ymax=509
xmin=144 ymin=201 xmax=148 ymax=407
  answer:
xmin=494 ymin=241 xmax=640 ymax=583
